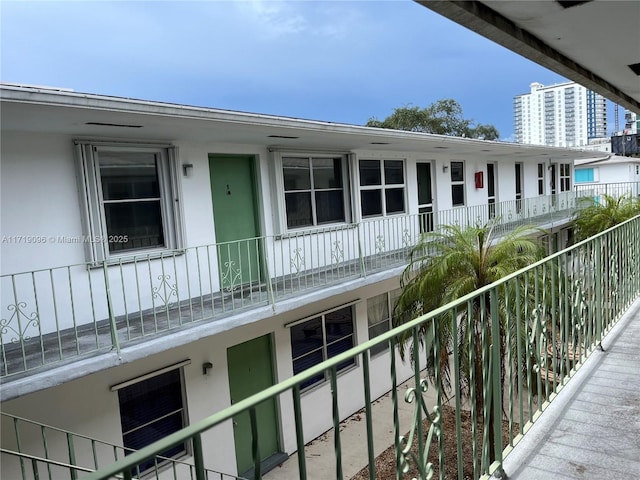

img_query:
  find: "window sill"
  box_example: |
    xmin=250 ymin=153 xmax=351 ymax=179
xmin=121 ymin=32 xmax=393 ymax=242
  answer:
xmin=88 ymin=247 xmax=186 ymax=269
xmin=299 ymin=361 xmax=359 ymax=396
xmin=361 ymin=211 xmax=408 ymax=221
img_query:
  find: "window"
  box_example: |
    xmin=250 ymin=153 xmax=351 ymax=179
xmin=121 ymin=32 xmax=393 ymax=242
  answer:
xmin=450 ymin=161 xmax=465 ymax=206
xmin=117 ymin=368 xmax=187 ymax=474
xmin=537 ymin=163 xmax=545 ymax=195
xmin=290 ymin=305 xmax=355 ymax=389
xmin=367 ymin=289 xmax=401 ymax=356
xmin=359 ymin=159 xmax=405 ymax=217
xmin=574 ymin=168 xmax=596 ymax=183
xmin=282 ymin=156 xmax=346 ymax=229
xmin=75 ymin=142 xmax=183 ymax=262
xmin=560 ymin=163 xmax=571 ymax=192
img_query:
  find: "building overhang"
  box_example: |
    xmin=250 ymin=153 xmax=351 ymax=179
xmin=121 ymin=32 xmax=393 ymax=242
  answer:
xmin=417 ymin=1 xmax=640 ymax=114
xmin=1 ymin=84 xmax=606 ymax=164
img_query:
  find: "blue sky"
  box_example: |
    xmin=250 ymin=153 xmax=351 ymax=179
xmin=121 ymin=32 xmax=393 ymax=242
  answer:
xmin=0 ymin=0 xmax=592 ymax=141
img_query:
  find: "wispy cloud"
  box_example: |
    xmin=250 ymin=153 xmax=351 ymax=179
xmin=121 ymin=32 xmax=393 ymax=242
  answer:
xmin=0 ymin=0 xmax=569 ymax=137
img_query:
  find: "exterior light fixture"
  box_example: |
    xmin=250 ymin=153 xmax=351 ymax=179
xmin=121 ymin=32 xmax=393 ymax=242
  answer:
xmin=182 ymin=163 xmax=194 ymax=177
xmin=202 ymin=362 xmax=213 ymax=375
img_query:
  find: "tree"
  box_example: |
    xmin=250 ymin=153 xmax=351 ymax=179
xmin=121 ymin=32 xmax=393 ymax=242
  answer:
xmin=366 ymin=99 xmax=500 ymax=140
xmin=574 ymin=193 xmax=640 ymax=241
xmin=394 ymin=222 xmax=545 ymax=461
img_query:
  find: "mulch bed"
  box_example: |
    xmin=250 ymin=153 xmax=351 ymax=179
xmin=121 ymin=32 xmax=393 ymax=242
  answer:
xmin=351 ymin=405 xmax=516 ymax=480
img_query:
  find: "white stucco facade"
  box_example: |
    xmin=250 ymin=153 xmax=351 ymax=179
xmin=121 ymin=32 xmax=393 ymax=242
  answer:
xmin=1 ymin=85 xmax=605 ymax=478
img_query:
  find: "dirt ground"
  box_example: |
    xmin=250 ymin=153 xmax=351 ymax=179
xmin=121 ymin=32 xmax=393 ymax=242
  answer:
xmin=351 ymin=405 xmax=516 ymax=480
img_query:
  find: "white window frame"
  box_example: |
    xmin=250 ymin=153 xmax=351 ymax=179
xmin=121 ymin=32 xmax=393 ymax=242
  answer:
xmin=273 ymin=151 xmax=351 ymax=233
xmin=537 ymin=163 xmax=545 ymax=195
xmin=560 ymin=163 xmax=572 ymax=192
xmin=450 ymin=161 xmax=466 ymax=207
xmin=288 ymin=303 xmax=356 ymax=391
xmin=367 ymin=289 xmax=402 ymax=356
xmin=75 ymin=141 xmax=184 ymax=263
xmin=358 ymin=158 xmax=406 ymax=218
xmin=112 ymin=362 xmax=189 ymax=474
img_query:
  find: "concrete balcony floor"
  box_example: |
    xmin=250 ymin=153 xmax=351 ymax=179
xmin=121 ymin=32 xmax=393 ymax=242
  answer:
xmin=497 ymin=297 xmax=640 ymax=479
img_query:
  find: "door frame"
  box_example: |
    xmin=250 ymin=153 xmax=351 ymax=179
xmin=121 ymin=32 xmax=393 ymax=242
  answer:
xmin=416 ymin=161 xmax=435 ymax=232
xmin=487 ymin=162 xmax=497 ymax=219
xmin=550 ymin=163 xmax=558 ymax=206
xmin=227 ymin=333 xmax=283 ymax=477
xmin=515 ymin=162 xmax=523 ymax=213
xmin=209 ymin=154 xmax=265 ymax=289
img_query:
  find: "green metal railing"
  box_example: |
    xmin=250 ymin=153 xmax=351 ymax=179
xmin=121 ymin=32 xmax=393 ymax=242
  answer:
xmin=0 ymin=412 xmax=245 ymax=480
xmin=78 ymin=215 xmax=640 ymax=480
xmin=1 ymin=185 xmax=636 ymax=379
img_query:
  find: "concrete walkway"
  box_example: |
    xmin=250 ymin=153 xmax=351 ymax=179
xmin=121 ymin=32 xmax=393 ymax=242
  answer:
xmin=264 ymin=375 xmax=439 ymax=480
xmin=497 ymin=298 xmax=640 ymax=479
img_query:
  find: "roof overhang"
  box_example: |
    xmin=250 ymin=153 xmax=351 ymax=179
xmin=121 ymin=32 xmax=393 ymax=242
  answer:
xmin=1 ymin=84 xmax=607 ymax=163
xmin=575 ymin=154 xmax=640 ymax=166
xmin=417 ymin=1 xmax=640 ymax=114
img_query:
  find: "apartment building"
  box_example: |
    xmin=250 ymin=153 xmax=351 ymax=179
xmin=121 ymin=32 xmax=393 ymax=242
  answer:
xmin=0 ymin=84 xmax=606 ymax=479
xmin=514 ymin=82 xmax=608 ymax=148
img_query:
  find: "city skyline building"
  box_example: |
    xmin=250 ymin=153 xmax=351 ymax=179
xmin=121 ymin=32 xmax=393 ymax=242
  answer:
xmin=514 ymin=81 xmax=608 ymax=148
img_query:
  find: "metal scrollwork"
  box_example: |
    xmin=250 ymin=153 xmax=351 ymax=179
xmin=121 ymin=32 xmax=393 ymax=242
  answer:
xmin=153 ymin=274 xmax=178 ymax=306
xmin=402 ymin=229 xmax=412 ymax=248
xmin=397 ymin=378 xmax=441 ymax=479
xmin=1 ymin=302 xmax=40 ymax=343
xmin=572 ymin=279 xmax=588 ymax=340
xmin=331 ymin=240 xmax=344 ymax=265
xmin=528 ymin=305 xmax=548 ymax=374
xmin=375 ymin=235 xmax=386 ymax=254
xmin=290 ymin=247 xmax=305 ymax=276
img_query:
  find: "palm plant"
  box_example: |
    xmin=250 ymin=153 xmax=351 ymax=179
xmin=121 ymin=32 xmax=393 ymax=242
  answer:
xmin=574 ymin=193 xmax=640 ymax=240
xmin=573 ymin=193 xmax=640 ymax=331
xmin=394 ymin=222 xmax=546 ymax=461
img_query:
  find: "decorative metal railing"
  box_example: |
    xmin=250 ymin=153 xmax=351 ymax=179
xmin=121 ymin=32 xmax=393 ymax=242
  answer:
xmin=0 ymin=412 xmax=245 ymax=480
xmin=575 ymin=180 xmax=640 ymax=199
xmin=78 ymin=215 xmax=640 ymax=480
xmin=0 ymin=185 xmax=636 ymax=379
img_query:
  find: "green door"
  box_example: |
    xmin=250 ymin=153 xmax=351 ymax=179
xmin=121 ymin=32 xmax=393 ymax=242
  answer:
xmin=227 ymin=335 xmax=280 ymax=476
xmin=209 ymin=155 xmax=261 ymax=290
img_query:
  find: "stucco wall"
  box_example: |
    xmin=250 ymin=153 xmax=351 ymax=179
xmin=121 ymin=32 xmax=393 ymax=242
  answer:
xmin=1 ymin=277 xmax=421 ymax=478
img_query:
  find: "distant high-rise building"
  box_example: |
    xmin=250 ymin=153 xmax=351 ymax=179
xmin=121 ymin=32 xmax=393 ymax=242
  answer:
xmin=514 ymin=82 xmax=608 ymax=148
xmin=624 ymin=110 xmax=638 ymax=134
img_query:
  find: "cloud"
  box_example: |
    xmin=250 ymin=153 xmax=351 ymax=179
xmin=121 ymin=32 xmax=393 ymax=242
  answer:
xmin=240 ymin=0 xmax=308 ymax=37
xmin=0 ymin=0 xmax=567 ymax=138
xmin=236 ymin=0 xmax=360 ymax=40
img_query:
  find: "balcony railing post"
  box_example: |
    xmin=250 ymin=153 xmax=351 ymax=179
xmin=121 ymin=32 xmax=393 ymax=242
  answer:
xmin=192 ymin=434 xmax=206 ymax=480
xmin=262 ymin=237 xmax=276 ymax=310
xmin=594 ymin=236 xmax=603 ymax=347
xmin=356 ymin=222 xmax=366 ymax=278
xmin=490 ymin=287 xmax=505 ymax=477
xmin=103 ymin=261 xmax=120 ymax=355
xmin=66 ymin=432 xmax=77 ymax=480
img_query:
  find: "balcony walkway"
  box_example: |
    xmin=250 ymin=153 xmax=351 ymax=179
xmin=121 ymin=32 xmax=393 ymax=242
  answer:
xmin=496 ymin=296 xmax=640 ymax=479
xmin=1 ymin=207 xmax=577 ymax=386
